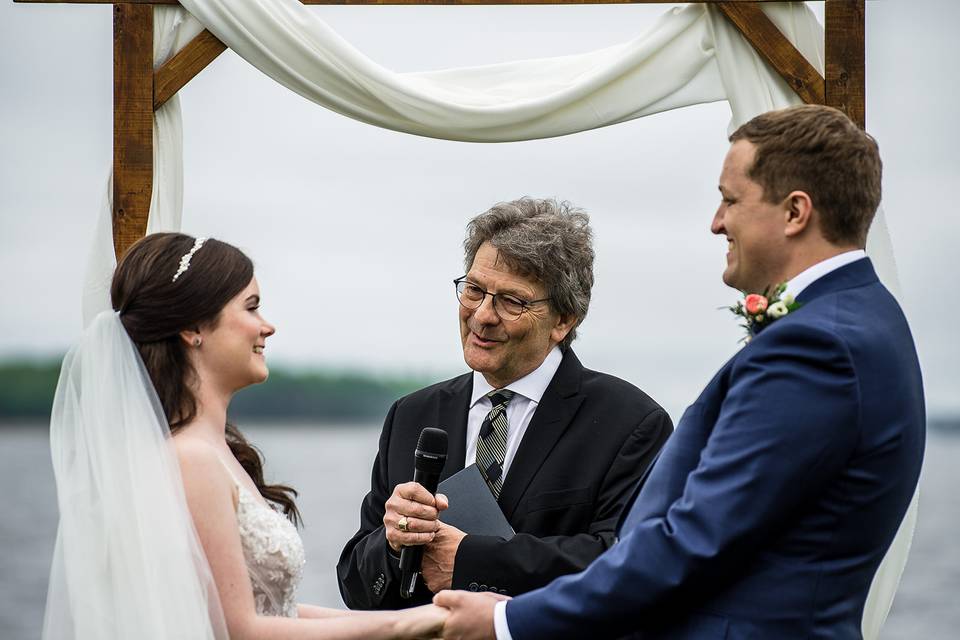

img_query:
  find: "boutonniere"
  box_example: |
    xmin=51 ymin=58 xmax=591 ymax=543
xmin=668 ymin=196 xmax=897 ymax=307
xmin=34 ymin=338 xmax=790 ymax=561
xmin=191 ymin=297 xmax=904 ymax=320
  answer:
xmin=728 ymin=282 xmax=802 ymax=342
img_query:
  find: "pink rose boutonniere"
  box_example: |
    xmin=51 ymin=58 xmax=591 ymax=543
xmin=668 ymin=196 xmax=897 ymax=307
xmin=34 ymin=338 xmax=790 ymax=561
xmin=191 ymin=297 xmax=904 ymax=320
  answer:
xmin=728 ymin=282 xmax=802 ymax=342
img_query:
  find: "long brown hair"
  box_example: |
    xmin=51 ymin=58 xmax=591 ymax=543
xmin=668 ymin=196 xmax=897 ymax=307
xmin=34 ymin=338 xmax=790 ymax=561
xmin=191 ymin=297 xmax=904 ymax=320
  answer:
xmin=111 ymin=232 xmax=301 ymax=525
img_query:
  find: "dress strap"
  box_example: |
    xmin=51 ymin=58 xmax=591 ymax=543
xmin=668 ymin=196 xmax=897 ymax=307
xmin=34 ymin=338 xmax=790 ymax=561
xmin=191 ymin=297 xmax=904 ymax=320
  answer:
xmin=215 ymin=455 xmax=240 ymax=486
xmin=214 ymin=455 xmax=246 ymax=513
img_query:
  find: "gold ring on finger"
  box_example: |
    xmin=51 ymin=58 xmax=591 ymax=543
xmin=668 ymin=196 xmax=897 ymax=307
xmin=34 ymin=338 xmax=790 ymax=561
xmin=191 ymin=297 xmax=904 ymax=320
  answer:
xmin=397 ymin=516 xmax=409 ymax=532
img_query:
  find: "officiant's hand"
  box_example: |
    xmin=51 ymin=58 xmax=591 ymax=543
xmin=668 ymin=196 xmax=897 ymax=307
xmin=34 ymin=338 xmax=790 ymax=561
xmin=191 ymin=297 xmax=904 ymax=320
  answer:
xmin=422 ymin=522 xmax=467 ymax=592
xmin=434 ymin=590 xmax=506 ymax=640
xmin=384 ymin=482 xmax=450 ymax=553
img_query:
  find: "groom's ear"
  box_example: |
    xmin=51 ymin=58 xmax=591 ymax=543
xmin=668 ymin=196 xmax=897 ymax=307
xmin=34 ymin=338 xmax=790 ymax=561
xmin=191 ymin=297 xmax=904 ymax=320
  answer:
xmin=783 ymin=190 xmax=814 ymax=238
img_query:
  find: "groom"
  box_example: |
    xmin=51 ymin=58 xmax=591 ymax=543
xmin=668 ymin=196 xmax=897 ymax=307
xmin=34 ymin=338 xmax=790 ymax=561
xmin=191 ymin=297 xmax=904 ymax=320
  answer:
xmin=436 ymin=105 xmax=926 ymax=639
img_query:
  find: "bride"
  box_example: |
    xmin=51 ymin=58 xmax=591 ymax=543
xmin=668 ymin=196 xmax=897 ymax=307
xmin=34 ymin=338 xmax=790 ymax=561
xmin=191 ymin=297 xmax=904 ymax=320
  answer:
xmin=42 ymin=232 xmax=446 ymax=639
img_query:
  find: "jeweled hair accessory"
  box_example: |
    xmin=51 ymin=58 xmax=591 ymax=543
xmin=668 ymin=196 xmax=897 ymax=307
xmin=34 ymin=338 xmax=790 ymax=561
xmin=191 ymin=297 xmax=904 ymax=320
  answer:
xmin=172 ymin=237 xmax=208 ymax=283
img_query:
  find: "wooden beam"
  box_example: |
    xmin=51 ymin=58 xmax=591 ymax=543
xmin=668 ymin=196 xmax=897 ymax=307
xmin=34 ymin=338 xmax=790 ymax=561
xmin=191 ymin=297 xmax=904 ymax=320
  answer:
xmin=14 ymin=0 xmax=821 ymax=5
xmin=113 ymin=3 xmax=154 ymax=259
xmin=825 ymin=0 xmax=865 ymax=128
xmin=715 ymin=2 xmax=825 ymax=106
xmin=154 ymin=29 xmax=227 ymax=111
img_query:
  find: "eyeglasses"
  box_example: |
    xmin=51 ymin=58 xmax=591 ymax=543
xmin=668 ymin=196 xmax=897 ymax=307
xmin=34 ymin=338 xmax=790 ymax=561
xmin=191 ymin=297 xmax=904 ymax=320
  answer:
xmin=454 ymin=276 xmax=552 ymax=322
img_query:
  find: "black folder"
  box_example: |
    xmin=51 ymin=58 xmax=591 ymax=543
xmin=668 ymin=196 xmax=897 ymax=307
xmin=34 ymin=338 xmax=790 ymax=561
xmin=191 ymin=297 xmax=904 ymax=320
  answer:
xmin=438 ymin=464 xmax=515 ymax=540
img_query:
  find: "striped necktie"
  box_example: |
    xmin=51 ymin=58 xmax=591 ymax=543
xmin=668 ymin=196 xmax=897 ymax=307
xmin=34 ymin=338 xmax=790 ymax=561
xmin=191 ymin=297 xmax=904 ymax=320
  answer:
xmin=475 ymin=389 xmax=515 ymax=499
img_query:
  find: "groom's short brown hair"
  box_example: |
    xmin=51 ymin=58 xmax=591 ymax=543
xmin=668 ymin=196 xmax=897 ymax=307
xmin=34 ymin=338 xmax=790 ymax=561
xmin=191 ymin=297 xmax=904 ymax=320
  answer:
xmin=730 ymin=104 xmax=882 ymax=247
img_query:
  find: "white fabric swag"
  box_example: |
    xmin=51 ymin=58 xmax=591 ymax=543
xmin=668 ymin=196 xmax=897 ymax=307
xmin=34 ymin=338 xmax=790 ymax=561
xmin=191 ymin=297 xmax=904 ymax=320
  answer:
xmin=79 ymin=2 xmax=915 ymax=638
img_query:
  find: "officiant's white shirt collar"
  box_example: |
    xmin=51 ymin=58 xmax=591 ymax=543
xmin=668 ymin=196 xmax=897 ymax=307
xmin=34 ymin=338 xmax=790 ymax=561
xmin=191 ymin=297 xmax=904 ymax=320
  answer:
xmin=470 ymin=345 xmax=562 ymax=406
xmin=783 ymin=249 xmax=867 ymax=300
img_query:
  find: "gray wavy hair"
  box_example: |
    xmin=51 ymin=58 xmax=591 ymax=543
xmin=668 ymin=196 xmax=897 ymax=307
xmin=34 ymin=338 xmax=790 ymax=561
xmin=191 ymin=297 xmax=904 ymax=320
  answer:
xmin=463 ymin=197 xmax=594 ymax=350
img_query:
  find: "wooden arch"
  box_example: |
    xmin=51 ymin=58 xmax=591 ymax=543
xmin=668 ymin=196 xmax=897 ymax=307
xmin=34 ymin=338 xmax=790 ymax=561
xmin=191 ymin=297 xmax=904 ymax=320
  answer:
xmin=15 ymin=0 xmax=865 ymax=259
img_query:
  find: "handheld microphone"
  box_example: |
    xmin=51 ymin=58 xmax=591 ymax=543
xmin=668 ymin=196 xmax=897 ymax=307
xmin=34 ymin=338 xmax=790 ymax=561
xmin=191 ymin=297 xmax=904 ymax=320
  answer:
xmin=399 ymin=427 xmax=448 ymax=599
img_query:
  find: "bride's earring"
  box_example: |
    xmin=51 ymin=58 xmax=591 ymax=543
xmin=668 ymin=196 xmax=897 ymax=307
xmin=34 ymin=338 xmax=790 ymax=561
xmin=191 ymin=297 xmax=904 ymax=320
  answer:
xmin=193 ymin=337 xmax=202 ymax=347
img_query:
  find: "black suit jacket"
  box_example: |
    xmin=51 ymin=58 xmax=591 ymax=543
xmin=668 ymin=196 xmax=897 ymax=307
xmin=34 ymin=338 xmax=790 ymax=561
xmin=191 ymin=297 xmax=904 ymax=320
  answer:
xmin=336 ymin=349 xmax=672 ymax=609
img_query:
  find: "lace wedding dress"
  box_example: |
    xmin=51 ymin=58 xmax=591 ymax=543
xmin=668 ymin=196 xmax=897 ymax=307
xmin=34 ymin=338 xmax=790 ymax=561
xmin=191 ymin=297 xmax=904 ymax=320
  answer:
xmin=225 ymin=466 xmax=306 ymax=618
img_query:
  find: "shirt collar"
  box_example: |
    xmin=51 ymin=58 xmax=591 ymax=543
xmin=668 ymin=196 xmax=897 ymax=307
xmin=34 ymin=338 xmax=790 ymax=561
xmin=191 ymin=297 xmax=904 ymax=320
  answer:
xmin=783 ymin=249 xmax=867 ymax=299
xmin=470 ymin=346 xmax=563 ymax=407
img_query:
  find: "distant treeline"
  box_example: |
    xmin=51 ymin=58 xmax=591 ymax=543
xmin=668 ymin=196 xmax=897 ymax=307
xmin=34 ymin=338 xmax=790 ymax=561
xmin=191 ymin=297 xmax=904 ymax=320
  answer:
xmin=0 ymin=359 xmax=435 ymax=424
xmin=5 ymin=359 xmax=959 ymax=432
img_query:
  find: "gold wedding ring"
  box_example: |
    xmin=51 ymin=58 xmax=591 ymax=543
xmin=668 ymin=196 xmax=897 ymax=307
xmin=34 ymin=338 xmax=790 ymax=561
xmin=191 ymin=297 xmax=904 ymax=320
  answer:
xmin=397 ymin=516 xmax=409 ymax=532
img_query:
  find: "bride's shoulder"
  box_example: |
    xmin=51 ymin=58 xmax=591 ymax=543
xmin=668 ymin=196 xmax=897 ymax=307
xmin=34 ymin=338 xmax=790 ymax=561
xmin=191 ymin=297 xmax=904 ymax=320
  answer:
xmin=171 ymin=435 xmax=232 ymax=493
xmin=172 ymin=432 xmax=217 ymax=463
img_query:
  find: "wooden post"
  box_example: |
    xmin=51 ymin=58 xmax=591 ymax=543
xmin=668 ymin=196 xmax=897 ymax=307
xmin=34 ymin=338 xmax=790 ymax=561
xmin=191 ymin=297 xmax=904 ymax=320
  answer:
xmin=113 ymin=4 xmax=154 ymax=260
xmin=825 ymin=0 xmax=865 ymax=128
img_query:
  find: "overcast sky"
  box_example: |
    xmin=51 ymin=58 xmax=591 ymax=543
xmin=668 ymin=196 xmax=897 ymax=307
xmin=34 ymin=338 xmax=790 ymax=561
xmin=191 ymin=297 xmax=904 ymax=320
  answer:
xmin=1 ymin=1 xmax=957 ymax=420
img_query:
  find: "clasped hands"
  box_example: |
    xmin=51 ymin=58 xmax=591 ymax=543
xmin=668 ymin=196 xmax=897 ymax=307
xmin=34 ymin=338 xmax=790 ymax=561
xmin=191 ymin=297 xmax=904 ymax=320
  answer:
xmin=384 ymin=482 xmax=503 ymax=640
xmin=401 ymin=591 xmax=504 ymax=640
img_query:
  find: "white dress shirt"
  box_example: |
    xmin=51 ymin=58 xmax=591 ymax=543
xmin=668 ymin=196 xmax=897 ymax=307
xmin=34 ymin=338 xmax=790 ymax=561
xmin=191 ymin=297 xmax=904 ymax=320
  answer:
xmin=465 ymin=346 xmax=563 ymax=479
xmin=493 ymin=250 xmax=870 ymax=640
xmin=782 ymin=249 xmax=866 ymax=300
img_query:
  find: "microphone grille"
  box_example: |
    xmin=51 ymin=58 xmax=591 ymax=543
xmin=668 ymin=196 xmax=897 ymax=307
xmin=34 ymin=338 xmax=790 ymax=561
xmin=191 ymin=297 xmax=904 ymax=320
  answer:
xmin=416 ymin=427 xmax=448 ymax=455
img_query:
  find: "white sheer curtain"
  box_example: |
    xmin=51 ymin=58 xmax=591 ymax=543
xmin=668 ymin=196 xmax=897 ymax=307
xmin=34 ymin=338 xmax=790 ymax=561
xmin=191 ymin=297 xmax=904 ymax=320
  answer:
xmin=80 ymin=1 xmax=914 ymax=636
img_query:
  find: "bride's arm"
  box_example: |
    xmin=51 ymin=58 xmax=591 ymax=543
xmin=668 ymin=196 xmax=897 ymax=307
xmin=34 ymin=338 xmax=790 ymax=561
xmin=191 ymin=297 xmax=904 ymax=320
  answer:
xmin=175 ymin=440 xmax=446 ymax=640
xmin=297 ymin=605 xmax=351 ymax=619
xmin=297 ymin=604 xmax=364 ymax=619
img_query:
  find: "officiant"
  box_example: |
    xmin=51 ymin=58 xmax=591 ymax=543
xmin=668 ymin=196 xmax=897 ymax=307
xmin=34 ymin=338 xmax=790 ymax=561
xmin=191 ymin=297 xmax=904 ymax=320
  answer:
xmin=337 ymin=197 xmax=672 ymax=609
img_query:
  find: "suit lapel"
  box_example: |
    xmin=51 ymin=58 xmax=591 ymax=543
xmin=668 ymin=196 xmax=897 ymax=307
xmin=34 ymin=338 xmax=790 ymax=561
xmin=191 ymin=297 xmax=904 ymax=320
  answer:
xmin=497 ymin=350 xmax=585 ymax=521
xmin=437 ymin=374 xmax=472 ymax=480
xmin=614 ymin=261 xmax=881 ymax=535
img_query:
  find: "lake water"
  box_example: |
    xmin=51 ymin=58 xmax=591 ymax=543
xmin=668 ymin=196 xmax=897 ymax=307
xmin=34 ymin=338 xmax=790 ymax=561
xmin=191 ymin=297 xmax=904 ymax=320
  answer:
xmin=1 ymin=424 xmax=957 ymax=639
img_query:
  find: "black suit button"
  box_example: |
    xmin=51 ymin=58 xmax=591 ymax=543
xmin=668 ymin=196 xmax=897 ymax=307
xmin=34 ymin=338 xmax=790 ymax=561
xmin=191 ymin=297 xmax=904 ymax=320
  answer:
xmin=468 ymin=582 xmax=479 ymax=592
xmin=479 ymin=584 xmax=488 ymax=592
xmin=499 ymin=588 xmax=508 ymax=595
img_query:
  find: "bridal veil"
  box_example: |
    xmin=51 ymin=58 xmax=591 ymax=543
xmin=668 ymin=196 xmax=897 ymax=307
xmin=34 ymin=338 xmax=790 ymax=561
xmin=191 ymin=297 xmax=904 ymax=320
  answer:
xmin=42 ymin=311 xmax=228 ymax=640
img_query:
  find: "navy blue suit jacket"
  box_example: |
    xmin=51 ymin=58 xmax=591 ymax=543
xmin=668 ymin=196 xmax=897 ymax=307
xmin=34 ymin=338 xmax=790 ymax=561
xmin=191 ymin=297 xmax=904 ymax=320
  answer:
xmin=505 ymin=258 xmax=925 ymax=639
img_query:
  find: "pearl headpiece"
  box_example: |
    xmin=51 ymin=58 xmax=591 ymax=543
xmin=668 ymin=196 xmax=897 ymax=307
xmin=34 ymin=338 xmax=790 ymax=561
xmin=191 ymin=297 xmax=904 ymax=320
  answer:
xmin=172 ymin=237 xmax=208 ymax=282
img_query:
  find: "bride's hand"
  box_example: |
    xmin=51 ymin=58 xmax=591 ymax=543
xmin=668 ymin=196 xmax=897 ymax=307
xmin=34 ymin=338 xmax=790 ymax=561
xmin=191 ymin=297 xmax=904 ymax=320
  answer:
xmin=395 ymin=603 xmax=447 ymax=640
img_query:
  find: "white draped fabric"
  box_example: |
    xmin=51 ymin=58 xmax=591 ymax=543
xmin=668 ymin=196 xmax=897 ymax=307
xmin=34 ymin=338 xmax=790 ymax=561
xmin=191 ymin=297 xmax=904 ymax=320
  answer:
xmin=76 ymin=1 xmax=914 ymax=637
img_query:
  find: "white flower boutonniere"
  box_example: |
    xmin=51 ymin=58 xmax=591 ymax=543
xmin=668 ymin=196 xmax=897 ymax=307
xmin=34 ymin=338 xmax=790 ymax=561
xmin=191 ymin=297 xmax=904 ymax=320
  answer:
xmin=727 ymin=283 xmax=802 ymax=342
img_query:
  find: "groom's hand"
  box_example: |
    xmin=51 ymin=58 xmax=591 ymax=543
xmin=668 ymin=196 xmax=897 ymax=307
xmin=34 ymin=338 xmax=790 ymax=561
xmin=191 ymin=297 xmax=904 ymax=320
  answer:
xmin=434 ymin=590 xmax=504 ymax=640
xmin=422 ymin=522 xmax=466 ymax=592
xmin=384 ymin=482 xmax=450 ymax=553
